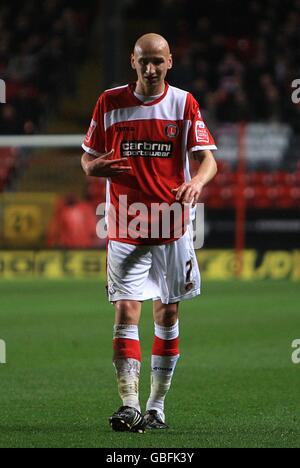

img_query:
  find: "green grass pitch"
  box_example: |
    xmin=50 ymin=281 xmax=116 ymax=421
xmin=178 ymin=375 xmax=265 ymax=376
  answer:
xmin=0 ymin=279 xmax=299 ymax=448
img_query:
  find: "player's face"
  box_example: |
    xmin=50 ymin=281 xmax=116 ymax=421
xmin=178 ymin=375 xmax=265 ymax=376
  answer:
xmin=131 ymin=46 xmax=172 ymax=93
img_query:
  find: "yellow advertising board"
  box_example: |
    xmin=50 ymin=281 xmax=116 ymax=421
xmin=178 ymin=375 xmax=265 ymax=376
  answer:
xmin=0 ymin=193 xmax=57 ymax=248
xmin=0 ymin=251 xmax=107 ymax=279
xmin=0 ymin=250 xmax=299 ymax=280
xmin=197 ymin=250 xmax=300 ymax=281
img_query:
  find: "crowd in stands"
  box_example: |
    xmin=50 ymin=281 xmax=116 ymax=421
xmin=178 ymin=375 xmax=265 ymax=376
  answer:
xmin=126 ymin=0 xmax=300 ymax=130
xmin=0 ymin=0 xmax=97 ymax=135
xmin=0 ymin=0 xmax=97 ymax=192
xmin=1 ymin=0 xmax=300 ymax=249
xmin=2 ymin=0 xmax=299 ymax=132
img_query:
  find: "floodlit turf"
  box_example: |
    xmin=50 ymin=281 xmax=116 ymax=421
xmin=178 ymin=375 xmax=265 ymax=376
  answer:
xmin=0 ymin=279 xmax=299 ymax=448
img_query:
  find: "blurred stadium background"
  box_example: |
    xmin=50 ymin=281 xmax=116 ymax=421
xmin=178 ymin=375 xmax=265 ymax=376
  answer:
xmin=0 ymin=0 xmax=299 ymax=449
xmin=1 ymin=0 xmax=300 ymax=279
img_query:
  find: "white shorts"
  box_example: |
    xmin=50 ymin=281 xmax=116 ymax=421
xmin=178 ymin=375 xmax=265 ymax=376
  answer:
xmin=107 ymin=226 xmax=201 ymax=304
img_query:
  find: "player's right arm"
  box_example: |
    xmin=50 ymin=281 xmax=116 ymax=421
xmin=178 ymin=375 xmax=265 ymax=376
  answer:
xmin=81 ymin=149 xmax=131 ymax=177
xmin=82 ymin=93 xmax=131 ymax=178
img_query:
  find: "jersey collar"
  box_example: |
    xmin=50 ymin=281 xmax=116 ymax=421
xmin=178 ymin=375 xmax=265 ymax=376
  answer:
xmin=129 ymin=81 xmax=169 ymax=106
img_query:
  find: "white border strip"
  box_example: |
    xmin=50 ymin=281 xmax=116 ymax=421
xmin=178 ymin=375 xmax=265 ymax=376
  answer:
xmin=0 ymin=135 xmax=85 ymax=148
xmin=190 ymin=145 xmax=217 ymax=152
xmin=82 ymin=143 xmax=101 ymax=157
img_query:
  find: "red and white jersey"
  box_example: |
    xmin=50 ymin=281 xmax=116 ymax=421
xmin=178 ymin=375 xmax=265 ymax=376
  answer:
xmin=82 ymin=82 xmax=217 ymax=245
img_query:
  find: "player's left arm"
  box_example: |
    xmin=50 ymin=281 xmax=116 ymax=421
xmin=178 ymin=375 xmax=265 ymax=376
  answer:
xmin=172 ymin=149 xmax=217 ymax=206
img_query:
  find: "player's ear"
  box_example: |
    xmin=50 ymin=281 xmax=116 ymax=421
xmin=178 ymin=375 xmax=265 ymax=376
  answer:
xmin=168 ymin=54 xmax=173 ymax=70
xmin=131 ymin=54 xmax=136 ymax=70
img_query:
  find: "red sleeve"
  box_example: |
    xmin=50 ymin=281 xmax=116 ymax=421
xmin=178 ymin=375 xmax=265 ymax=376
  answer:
xmin=185 ymin=93 xmax=217 ymax=158
xmin=82 ymin=95 xmax=106 ymax=156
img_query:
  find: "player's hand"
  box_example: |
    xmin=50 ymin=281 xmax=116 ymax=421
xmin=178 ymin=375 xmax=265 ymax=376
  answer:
xmin=171 ymin=178 xmax=204 ymax=207
xmin=82 ymin=149 xmax=132 ymax=177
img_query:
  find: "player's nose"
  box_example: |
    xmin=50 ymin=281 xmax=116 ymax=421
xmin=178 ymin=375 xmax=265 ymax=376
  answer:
xmin=146 ymin=63 xmax=156 ymax=75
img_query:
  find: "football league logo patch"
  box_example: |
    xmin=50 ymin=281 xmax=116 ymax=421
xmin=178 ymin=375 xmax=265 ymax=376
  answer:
xmin=195 ymin=121 xmax=209 ymax=143
xmin=165 ymin=123 xmax=179 ymax=138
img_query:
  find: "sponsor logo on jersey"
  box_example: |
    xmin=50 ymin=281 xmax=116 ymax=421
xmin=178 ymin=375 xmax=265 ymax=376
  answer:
xmin=86 ymin=119 xmax=97 ymax=143
xmin=165 ymin=123 xmax=179 ymax=138
xmin=121 ymin=141 xmax=173 ymax=158
xmin=195 ymin=120 xmax=209 ymax=143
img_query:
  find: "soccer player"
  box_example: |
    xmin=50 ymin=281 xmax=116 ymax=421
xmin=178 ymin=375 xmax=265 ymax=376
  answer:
xmin=81 ymin=33 xmax=217 ymax=432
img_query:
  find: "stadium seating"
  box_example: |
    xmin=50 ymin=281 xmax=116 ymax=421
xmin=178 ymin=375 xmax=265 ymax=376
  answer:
xmin=84 ymin=166 xmax=300 ymax=210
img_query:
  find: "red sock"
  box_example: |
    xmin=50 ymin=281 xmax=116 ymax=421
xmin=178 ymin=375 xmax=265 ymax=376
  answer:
xmin=152 ymin=321 xmax=180 ymax=356
xmin=113 ymin=324 xmax=141 ymax=362
xmin=152 ymin=335 xmax=179 ymax=356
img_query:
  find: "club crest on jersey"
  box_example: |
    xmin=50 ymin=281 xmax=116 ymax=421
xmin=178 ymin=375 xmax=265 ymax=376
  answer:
xmin=86 ymin=119 xmax=97 ymax=143
xmin=165 ymin=123 xmax=179 ymax=138
xmin=195 ymin=121 xmax=209 ymax=143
